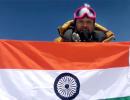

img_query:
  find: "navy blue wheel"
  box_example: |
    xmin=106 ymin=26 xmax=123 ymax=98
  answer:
xmin=54 ymin=73 xmax=80 ymax=100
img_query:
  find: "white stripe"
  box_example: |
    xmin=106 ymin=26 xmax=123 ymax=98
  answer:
xmin=127 ymin=47 xmax=130 ymax=90
xmin=0 ymin=67 xmax=130 ymax=100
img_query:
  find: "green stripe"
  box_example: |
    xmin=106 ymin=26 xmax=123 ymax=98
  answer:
xmin=103 ymin=96 xmax=130 ymax=100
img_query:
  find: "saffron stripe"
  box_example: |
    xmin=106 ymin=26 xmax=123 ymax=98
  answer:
xmin=0 ymin=40 xmax=129 ymax=70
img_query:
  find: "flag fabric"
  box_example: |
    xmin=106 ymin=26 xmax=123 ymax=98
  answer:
xmin=0 ymin=40 xmax=130 ymax=100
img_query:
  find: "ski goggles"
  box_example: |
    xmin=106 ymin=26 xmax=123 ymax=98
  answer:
xmin=74 ymin=6 xmax=96 ymax=20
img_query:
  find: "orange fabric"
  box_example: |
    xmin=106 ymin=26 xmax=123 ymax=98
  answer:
xmin=0 ymin=40 xmax=129 ymax=70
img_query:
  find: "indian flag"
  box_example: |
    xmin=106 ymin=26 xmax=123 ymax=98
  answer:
xmin=0 ymin=40 xmax=130 ymax=100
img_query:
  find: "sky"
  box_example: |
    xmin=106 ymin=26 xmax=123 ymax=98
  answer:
xmin=0 ymin=0 xmax=129 ymax=42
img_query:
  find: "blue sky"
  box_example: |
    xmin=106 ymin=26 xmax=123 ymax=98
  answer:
xmin=0 ymin=0 xmax=129 ymax=41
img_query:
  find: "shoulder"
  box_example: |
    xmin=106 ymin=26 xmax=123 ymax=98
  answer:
xmin=54 ymin=37 xmax=64 ymax=42
xmin=94 ymin=23 xmax=115 ymax=42
xmin=58 ymin=20 xmax=74 ymax=36
xmin=56 ymin=20 xmax=75 ymax=42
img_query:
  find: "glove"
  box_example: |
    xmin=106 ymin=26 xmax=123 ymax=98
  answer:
xmin=72 ymin=32 xmax=81 ymax=42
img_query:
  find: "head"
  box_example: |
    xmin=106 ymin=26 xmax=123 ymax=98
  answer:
xmin=75 ymin=17 xmax=94 ymax=33
xmin=74 ymin=4 xmax=96 ymax=33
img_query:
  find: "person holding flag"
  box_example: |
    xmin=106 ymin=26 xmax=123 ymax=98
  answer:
xmin=55 ymin=4 xmax=115 ymax=42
